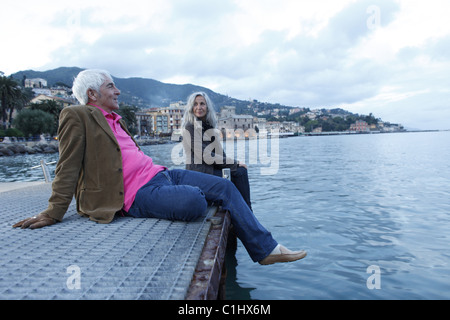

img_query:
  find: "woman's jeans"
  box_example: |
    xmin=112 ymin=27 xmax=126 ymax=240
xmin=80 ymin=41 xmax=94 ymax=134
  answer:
xmin=127 ymin=169 xmax=277 ymax=262
xmin=214 ymin=166 xmax=252 ymax=211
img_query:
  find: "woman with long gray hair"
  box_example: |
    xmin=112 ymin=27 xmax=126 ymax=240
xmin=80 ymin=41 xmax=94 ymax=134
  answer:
xmin=181 ymin=92 xmax=252 ymax=210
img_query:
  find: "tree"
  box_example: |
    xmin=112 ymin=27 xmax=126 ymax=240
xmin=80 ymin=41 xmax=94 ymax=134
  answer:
xmin=13 ymin=109 xmax=54 ymax=138
xmin=5 ymin=128 xmax=24 ymax=138
xmin=9 ymin=87 xmax=33 ymax=127
xmin=304 ymin=119 xmax=319 ymax=132
xmin=116 ymin=104 xmax=138 ymax=135
xmin=0 ymin=75 xmax=21 ymax=129
xmin=363 ymin=113 xmax=378 ymax=126
xmin=30 ymin=100 xmax=63 ymax=135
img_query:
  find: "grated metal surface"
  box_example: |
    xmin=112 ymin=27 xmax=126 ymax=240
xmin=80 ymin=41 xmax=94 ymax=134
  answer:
xmin=0 ymin=184 xmax=211 ymax=300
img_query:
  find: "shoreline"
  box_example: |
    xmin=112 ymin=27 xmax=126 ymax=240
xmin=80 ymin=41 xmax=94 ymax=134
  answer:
xmin=0 ymin=137 xmax=175 ymax=157
xmin=0 ymin=141 xmax=59 ymax=157
xmin=1 ymin=130 xmax=445 ymax=157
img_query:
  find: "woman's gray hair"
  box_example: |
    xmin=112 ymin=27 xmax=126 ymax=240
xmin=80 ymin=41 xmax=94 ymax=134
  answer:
xmin=181 ymin=92 xmax=217 ymax=129
xmin=72 ymin=69 xmax=113 ymax=105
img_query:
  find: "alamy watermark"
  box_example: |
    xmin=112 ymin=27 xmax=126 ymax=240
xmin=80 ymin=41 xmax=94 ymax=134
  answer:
xmin=367 ymin=5 xmax=381 ymax=30
xmin=171 ymin=128 xmax=280 ymax=176
xmin=66 ymin=8 xmax=82 ymax=37
xmin=366 ymin=265 xmax=381 ymax=290
xmin=66 ymin=265 xmax=81 ymax=290
xmin=64 ymin=264 xmax=380 ymax=293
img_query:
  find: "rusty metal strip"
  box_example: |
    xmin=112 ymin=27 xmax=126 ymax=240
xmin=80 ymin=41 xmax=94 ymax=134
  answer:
xmin=185 ymin=209 xmax=231 ymax=300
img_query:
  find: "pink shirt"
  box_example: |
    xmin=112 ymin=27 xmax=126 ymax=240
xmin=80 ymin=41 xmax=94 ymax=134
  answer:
xmin=91 ymin=104 xmax=166 ymax=212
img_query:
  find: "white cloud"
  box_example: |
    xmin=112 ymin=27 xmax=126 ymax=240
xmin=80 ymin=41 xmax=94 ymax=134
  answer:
xmin=1 ymin=0 xmax=450 ymax=129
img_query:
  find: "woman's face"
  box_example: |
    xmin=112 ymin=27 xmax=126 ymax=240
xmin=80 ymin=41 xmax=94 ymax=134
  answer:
xmin=193 ymin=95 xmax=208 ymax=120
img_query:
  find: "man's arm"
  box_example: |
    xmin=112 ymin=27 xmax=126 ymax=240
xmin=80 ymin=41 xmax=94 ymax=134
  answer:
xmin=13 ymin=107 xmax=86 ymax=229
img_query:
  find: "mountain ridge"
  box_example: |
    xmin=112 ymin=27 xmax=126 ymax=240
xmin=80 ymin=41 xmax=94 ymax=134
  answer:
xmin=10 ymin=67 xmax=255 ymax=112
xmin=9 ymin=67 xmax=404 ymax=132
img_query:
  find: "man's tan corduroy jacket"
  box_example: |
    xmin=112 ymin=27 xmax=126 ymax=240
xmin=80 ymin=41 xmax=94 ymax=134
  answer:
xmin=41 ymin=105 xmax=137 ymax=224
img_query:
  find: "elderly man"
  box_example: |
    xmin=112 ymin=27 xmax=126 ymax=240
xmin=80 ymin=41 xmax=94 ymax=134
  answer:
xmin=13 ymin=69 xmax=306 ymax=265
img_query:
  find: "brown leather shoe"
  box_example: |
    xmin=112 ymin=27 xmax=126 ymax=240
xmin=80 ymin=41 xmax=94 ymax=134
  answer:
xmin=259 ymin=245 xmax=307 ymax=265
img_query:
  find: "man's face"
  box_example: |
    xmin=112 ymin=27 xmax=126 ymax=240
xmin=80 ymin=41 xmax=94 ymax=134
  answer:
xmin=90 ymin=78 xmax=121 ymax=113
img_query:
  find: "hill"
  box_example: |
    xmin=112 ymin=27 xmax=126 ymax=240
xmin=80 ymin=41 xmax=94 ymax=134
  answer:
xmin=11 ymin=67 xmax=263 ymax=112
xmin=9 ymin=67 xmax=401 ymax=132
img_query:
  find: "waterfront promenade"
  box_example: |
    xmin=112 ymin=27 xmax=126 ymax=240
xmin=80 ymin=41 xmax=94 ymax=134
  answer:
xmin=0 ymin=182 xmax=230 ymax=300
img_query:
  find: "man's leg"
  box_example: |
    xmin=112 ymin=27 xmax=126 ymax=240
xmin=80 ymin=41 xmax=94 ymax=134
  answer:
xmin=168 ymin=169 xmax=278 ymax=262
xmin=127 ymin=170 xmax=208 ymax=222
xmin=128 ymin=169 xmax=305 ymax=264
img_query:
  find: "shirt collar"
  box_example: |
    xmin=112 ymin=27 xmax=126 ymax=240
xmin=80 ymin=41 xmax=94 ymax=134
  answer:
xmin=88 ymin=103 xmax=121 ymax=121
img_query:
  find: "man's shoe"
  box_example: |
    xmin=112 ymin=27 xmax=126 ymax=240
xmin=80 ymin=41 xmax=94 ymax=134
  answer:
xmin=259 ymin=245 xmax=307 ymax=265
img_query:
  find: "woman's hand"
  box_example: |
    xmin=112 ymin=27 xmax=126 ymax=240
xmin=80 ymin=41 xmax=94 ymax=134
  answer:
xmin=238 ymin=162 xmax=248 ymax=169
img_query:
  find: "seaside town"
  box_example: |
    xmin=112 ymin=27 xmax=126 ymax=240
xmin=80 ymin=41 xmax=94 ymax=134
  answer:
xmin=0 ymin=75 xmax=406 ymax=156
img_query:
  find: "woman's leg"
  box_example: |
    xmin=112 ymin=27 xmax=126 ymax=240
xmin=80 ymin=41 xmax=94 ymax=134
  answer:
xmin=213 ymin=167 xmax=252 ymax=211
xmin=231 ymin=166 xmax=252 ymax=211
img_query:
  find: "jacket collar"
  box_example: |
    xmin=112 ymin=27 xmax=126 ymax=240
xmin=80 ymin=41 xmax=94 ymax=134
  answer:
xmin=85 ymin=104 xmax=140 ymax=150
xmin=86 ymin=105 xmax=120 ymax=147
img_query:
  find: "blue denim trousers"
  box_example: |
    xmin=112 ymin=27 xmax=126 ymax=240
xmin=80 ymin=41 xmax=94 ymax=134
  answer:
xmin=127 ymin=169 xmax=278 ymax=262
xmin=213 ymin=166 xmax=252 ymax=211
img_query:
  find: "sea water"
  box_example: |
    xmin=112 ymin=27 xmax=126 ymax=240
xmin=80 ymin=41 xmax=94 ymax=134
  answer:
xmin=1 ymin=131 xmax=449 ymax=299
xmin=226 ymin=131 xmax=450 ymax=300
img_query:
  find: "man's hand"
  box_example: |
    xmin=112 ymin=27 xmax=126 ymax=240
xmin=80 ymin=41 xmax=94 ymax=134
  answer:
xmin=13 ymin=213 xmax=57 ymax=230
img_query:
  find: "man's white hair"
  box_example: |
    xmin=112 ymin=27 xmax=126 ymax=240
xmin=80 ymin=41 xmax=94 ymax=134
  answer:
xmin=72 ymin=69 xmax=113 ymax=105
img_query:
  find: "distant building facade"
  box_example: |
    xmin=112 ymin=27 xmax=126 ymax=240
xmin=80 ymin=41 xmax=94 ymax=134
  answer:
xmin=25 ymin=78 xmax=48 ymax=88
xmin=349 ymin=120 xmax=370 ymax=132
xmin=218 ymin=106 xmax=254 ymax=131
xmin=30 ymin=94 xmax=74 ymax=108
xmin=135 ymin=103 xmax=185 ymax=136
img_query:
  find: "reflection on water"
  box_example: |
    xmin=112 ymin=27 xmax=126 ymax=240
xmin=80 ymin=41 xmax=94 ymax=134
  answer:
xmin=1 ymin=132 xmax=449 ymax=299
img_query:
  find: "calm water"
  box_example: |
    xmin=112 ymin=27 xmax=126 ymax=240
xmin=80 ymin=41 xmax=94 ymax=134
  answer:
xmin=1 ymin=131 xmax=449 ymax=299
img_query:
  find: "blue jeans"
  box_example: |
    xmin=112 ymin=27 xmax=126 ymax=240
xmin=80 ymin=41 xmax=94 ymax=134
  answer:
xmin=127 ymin=169 xmax=277 ymax=262
xmin=213 ymin=166 xmax=252 ymax=211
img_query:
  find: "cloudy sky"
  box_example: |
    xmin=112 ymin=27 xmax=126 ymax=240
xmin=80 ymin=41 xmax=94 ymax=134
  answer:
xmin=1 ymin=0 xmax=449 ymax=130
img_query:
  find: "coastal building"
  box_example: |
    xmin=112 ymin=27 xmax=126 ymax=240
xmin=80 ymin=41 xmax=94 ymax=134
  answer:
xmin=349 ymin=120 xmax=370 ymax=132
xmin=155 ymin=113 xmax=169 ymax=133
xmin=135 ymin=104 xmax=185 ymax=136
xmin=31 ymin=88 xmax=52 ymax=96
xmin=30 ymin=94 xmax=74 ymax=108
xmin=25 ymin=78 xmax=47 ymax=88
xmin=50 ymin=87 xmax=72 ymax=98
xmin=313 ymin=126 xmax=323 ymax=133
xmin=136 ymin=108 xmax=167 ymax=136
xmin=305 ymin=111 xmax=317 ymax=119
xmin=217 ymin=106 xmax=254 ymax=132
xmin=381 ymin=123 xmax=405 ymax=132
xmin=266 ymin=121 xmax=281 ymax=133
xmin=160 ymin=103 xmax=185 ymax=132
xmin=289 ymin=107 xmax=307 ymax=115
xmin=135 ymin=111 xmax=153 ymax=136
xmin=281 ymin=121 xmax=305 ymax=134
xmin=253 ymin=117 xmax=267 ymax=133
